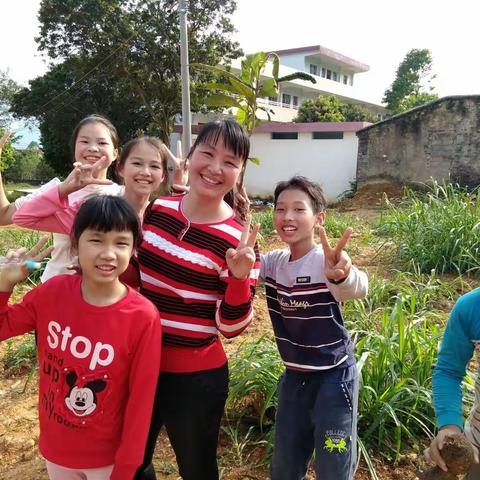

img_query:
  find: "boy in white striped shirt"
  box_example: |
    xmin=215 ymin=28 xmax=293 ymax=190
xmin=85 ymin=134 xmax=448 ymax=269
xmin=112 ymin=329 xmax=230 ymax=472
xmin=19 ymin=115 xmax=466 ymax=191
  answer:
xmin=259 ymin=176 xmax=368 ymax=480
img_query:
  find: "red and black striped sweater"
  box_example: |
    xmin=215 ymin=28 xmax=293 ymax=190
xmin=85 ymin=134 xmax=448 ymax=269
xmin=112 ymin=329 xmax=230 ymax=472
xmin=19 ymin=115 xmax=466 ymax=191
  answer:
xmin=138 ymin=195 xmax=260 ymax=373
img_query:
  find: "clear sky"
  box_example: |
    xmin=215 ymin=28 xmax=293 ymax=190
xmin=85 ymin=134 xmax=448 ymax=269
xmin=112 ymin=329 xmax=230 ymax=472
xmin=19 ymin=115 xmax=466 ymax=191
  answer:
xmin=2 ymin=0 xmax=479 ymax=109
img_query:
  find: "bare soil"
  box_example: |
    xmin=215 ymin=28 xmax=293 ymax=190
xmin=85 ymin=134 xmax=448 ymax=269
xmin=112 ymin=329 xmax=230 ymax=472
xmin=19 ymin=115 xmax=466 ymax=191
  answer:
xmin=0 ymin=185 xmax=421 ymax=479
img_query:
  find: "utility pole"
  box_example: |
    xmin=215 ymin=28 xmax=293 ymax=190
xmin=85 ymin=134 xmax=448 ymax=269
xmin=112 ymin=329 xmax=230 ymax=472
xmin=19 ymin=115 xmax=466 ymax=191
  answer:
xmin=179 ymin=0 xmax=192 ymax=150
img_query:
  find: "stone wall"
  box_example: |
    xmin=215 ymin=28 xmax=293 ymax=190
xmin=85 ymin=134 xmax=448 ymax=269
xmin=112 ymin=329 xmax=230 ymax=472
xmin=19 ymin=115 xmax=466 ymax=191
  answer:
xmin=356 ymin=96 xmax=480 ymax=188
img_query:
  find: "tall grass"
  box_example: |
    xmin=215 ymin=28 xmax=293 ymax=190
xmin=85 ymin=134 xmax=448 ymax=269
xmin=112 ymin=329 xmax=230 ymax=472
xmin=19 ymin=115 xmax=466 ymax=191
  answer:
xmin=353 ymin=296 xmax=440 ymax=463
xmin=324 ymin=212 xmax=364 ymax=239
xmin=343 ymin=270 xmax=462 ymax=331
xmin=377 ymin=181 xmax=480 ymax=274
xmin=227 ymin=336 xmax=283 ymax=427
xmin=251 ymin=207 xmax=275 ymax=246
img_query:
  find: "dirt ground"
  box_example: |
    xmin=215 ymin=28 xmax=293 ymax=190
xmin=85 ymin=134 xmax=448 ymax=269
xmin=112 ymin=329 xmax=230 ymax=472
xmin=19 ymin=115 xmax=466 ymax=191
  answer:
xmin=0 ymin=184 xmax=420 ymax=480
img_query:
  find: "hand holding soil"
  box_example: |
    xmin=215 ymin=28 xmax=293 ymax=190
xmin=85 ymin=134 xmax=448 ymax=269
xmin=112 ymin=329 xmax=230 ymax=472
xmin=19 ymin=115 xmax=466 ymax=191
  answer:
xmin=418 ymin=433 xmax=476 ymax=479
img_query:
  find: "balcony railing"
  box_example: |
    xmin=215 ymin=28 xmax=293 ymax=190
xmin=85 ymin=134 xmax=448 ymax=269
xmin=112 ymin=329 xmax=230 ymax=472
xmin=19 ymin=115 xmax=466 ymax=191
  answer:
xmin=258 ymin=98 xmax=299 ymax=110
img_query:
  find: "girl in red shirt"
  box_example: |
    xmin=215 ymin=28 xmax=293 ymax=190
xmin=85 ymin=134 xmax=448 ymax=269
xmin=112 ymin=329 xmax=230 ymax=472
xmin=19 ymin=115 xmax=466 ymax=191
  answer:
xmin=0 ymin=195 xmax=162 ymax=479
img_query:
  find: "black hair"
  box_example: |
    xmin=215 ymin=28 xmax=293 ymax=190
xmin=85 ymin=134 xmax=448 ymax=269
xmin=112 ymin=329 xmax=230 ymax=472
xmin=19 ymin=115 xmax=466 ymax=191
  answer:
xmin=188 ymin=119 xmax=250 ymax=163
xmin=274 ymin=176 xmax=327 ymax=214
xmin=71 ymin=195 xmax=142 ymax=249
xmin=188 ymin=120 xmax=250 ymax=222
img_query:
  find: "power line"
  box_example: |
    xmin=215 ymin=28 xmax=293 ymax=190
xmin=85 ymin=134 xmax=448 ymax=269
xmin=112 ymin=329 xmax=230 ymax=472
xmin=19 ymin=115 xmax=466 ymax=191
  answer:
xmin=35 ymin=36 xmax=136 ymax=116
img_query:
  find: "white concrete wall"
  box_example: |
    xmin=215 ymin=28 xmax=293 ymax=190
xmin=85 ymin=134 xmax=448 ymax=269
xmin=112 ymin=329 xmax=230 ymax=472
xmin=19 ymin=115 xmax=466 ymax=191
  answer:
xmin=277 ymin=53 xmax=306 ymax=71
xmin=245 ymin=131 xmax=358 ymax=202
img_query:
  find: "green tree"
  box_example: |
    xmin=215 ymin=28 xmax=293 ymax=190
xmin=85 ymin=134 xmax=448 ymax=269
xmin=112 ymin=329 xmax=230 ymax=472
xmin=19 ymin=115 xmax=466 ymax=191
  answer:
xmin=340 ymin=103 xmax=378 ymax=122
xmin=7 ymin=148 xmax=42 ymax=180
xmin=294 ymin=95 xmax=345 ymax=122
xmin=12 ymin=0 xmax=241 ymax=175
xmin=0 ymin=70 xmax=20 ymax=126
xmin=383 ymin=48 xmax=438 ymax=114
xmin=12 ymin=57 xmax=149 ymax=175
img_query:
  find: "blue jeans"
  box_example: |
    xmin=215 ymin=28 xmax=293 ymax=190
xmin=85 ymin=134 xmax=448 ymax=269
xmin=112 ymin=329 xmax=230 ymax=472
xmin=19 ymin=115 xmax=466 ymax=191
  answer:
xmin=270 ymin=364 xmax=359 ymax=480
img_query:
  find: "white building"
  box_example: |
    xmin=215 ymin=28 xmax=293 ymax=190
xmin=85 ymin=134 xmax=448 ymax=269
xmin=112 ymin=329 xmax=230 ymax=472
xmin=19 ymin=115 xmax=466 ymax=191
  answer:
xmin=245 ymin=121 xmax=368 ymax=201
xmin=194 ymin=44 xmax=387 ymax=124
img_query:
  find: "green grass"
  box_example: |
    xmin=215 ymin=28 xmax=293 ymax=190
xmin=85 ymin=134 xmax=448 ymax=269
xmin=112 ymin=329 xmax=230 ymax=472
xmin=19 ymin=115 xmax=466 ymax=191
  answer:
xmin=251 ymin=207 xmax=275 ymax=244
xmin=324 ymin=211 xmax=364 ymax=239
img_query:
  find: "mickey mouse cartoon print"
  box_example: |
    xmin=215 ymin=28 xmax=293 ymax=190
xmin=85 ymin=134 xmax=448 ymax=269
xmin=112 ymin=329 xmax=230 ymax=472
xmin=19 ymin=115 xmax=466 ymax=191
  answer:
xmin=65 ymin=370 xmax=107 ymax=417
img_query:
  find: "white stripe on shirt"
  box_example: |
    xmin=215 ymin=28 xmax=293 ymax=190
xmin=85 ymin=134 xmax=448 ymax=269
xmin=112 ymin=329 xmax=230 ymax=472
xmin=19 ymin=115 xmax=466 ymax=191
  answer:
xmin=140 ymin=272 xmax=219 ymax=301
xmin=143 ymin=230 xmax=222 ymax=272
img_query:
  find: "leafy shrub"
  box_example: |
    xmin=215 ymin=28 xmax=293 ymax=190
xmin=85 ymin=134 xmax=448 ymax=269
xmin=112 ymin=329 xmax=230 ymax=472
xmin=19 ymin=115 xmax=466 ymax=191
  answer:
xmin=3 ymin=335 xmax=37 ymax=372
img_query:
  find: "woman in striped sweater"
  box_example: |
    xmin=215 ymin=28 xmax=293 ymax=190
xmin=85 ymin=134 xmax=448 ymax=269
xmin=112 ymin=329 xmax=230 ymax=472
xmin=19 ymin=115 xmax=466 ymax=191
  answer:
xmin=134 ymin=120 xmax=260 ymax=480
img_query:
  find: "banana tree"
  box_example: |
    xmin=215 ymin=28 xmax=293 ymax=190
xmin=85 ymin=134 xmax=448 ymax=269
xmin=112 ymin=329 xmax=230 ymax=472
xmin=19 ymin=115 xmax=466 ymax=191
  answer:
xmin=192 ymin=51 xmax=316 ymax=183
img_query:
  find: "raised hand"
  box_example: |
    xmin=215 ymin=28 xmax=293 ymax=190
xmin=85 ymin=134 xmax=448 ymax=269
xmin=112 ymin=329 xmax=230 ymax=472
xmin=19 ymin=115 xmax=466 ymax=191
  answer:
xmin=234 ymin=181 xmax=250 ymax=212
xmin=0 ymin=236 xmax=53 ymax=290
xmin=0 ymin=130 xmax=12 ymax=154
xmin=226 ymin=217 xmax=259 ymax=281
xmin=319 ymin=226 xmax=353 ymax=283
xmin=165 ymin=140 xmax=189 ymax=191
xmin=0 ymin=130 xmax=12 ymax=168
xmin=58 ymin=156 xmax=113 ymax=198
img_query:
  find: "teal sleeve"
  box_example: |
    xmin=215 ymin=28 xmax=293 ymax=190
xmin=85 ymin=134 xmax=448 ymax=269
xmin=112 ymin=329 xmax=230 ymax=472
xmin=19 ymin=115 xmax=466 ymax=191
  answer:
xmin=432 ymin=293 xmax=476 ymax=429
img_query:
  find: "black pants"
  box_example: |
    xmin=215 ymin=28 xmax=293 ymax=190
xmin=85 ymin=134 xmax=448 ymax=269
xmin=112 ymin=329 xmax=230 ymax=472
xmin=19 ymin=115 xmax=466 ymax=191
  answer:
xmin=134 ymin=363 xmax=229 ymax=480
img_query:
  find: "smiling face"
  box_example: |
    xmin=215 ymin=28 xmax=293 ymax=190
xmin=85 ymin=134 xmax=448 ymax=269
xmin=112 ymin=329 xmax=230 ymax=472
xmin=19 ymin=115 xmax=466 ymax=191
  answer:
xmin=117 ymin=141 xmax=166 ymax=197
xmin=187 ymin=136 xmax=243 ymax=201
xmin=76 ymin=228 xmax=134 ymax=286
xmin=274 ymin=188 xmax=325 ymax=252
xmin=74 ymin=121 xmax=118 ymax=169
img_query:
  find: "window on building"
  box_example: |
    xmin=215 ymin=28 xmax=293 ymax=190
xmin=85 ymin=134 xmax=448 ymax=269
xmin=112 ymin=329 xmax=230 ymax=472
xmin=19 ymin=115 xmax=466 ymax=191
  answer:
xmin=271 ymin=132 xmax=298 ymax=140
xmin=309 ymin=64 xmax=318 ymax=75
xmin=321 ymin=67 xmax=326 ymax=78
xmin=268 ymin=96 xmax=278 ymax=103
xmin=332 ymin=71 xmax=338 ymax=82
xmin=293 ymin=95 xmax=299 ymax=107
xmin=343 ymin=75 xmax=348 ymax=84
xmin=312 ymin=132 xmax=344 ymax=140
xmin=326 ymin=69 xmax=332 ymax=80
xmin=282 ymin=93 xmax=291 ymax=106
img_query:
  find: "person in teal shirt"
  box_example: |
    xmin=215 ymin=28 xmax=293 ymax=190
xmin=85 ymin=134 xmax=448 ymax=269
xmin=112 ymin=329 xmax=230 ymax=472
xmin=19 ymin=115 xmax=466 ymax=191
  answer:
xmin=425 ymin=289 xmax=480 ymax=478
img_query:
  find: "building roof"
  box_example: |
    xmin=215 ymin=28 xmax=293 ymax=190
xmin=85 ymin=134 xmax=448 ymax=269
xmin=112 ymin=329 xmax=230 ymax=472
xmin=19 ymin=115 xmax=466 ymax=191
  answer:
xmin=253 ymin=121 xmax=371 ymax=133
xmin=271 ymin=45 xmax=369 ymax=72
xmin=173 ymin=121 xmax=371 ymax=135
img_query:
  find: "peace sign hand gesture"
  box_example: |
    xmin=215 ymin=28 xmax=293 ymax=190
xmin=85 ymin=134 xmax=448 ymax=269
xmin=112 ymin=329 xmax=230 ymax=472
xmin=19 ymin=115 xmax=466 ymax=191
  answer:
xmin=165 ymin=140 xmax=189 ymax=192
xmin=226 ymin=218 xmax=260 ymax=281
xmin=319 ymin=226 xmax=353 ymax=283
xmin=58 ymin=157 xmax=113 ymax=198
